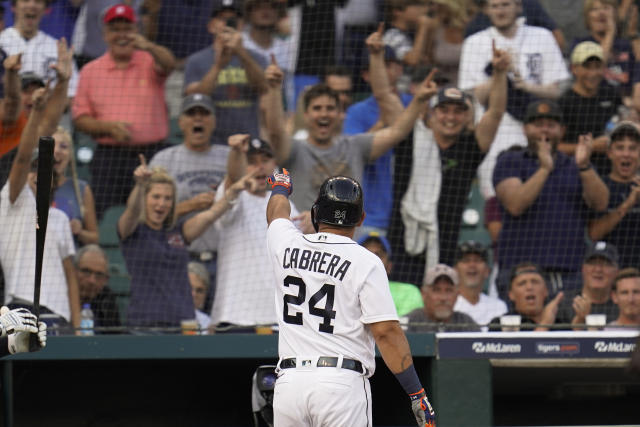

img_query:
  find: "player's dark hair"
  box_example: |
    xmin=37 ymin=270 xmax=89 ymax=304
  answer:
xmin=303 ymin=84 xmax=340 ymax=111
xmin=613 ymin=267 xmax=640 ymax=291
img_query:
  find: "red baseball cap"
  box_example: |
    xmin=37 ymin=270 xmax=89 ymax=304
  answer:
xmin=103 ymin=4 xmax=137 ymax=24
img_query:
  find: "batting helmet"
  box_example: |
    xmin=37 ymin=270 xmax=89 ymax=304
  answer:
xmin=311 ymin=176 xmax=364 ymax=232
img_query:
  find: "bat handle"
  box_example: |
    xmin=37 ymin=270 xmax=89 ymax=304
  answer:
xmin=28 ymin=332 xmax=41 ymax=353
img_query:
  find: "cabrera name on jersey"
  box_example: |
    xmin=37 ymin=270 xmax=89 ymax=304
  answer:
xmin=266 ymin=218 xmax=399 ymax=376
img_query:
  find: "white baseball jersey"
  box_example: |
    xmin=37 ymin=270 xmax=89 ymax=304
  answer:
xmin=0 ymin=27 xmax=79 ymax=97
xmin=266 ymin=218 xmax=399 ymax=377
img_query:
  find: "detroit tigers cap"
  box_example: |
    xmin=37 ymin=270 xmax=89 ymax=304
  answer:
xmin=570 ymin=41 xmax=604 ymax=65
xmin=455 ymin=240 xmax=488 ymax=263
xmin=180 ymin=93 xmax=215 ymax=115
xmin=357 ymin=231 xmax=392 ymax=256
xmin=609 ymin=121 xmax=640 ymax=146
xmin=103 ymin=4 xmax=137 ymax=24
xmin=20 ymin=72 xmax=45 ymax=91
xmin=524 ymin=100 xmax=563 ymax=124
xmin=247 ymin=137 xmax=274 ymax=157
xmin=584 ymin=241 xmax=619 ymax=265
xmin=212 ymin=0 xmax=242 ymax=17
xmin=429 ymin=86 xmax=471 ymax=110
xmin=424 ymin=264 xmax=459 ymax=287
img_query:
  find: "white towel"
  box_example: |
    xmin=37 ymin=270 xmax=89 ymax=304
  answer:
xmin=400 ymin=119 xmax=441 ymax=274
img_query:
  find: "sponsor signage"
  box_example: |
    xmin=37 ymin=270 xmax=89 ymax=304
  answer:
xmin=436 ymin=332 xmax=638 ymax=359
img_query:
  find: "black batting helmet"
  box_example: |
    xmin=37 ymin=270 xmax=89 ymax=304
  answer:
xmin=311 ymin=176 xmax=364 ymax=232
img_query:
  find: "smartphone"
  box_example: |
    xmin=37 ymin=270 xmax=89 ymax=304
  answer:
xmin=226 ymin=17 xmax=237 ymax=29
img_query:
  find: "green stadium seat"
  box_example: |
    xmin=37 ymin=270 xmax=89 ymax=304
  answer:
xmin=458 ymin=180 xmax=491 ymax=248
xmin=99 ymin=205 xmax=126 ymax=247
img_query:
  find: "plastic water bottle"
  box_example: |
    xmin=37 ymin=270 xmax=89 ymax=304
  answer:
xmin=80 ymin=303 xmax=94 ymax=336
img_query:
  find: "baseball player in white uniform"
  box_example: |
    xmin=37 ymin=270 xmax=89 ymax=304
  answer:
xmin=266 ymin=171 xmax=436 ymax=426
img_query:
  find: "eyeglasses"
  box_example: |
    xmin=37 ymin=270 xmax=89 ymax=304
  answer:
xmin=191 ymin=286 xmax=207 ymax=295
xmin=78 ymin=267 xmax=109 ymax=281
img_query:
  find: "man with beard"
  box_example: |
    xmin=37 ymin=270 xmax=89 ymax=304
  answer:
xmin=493 ymin=99 xmax=609 ymax=300
xmin=459 ymin=0 xmax=569 ymax=200
xmin=406 ymin=264 xmax=480 ymax=333
xmin=489 ymin=262 xmax=565 ymax=331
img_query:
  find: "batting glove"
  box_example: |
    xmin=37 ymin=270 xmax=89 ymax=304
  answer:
xmin=267 ymin=168 xmax=292 ymax=197
xmin=8 ymin=321 xmax=46 ymax=354
xmin=0 ymin=306 xmax=38 ymax=336
xmin=410 ymin=388 xmax=435 ymax=427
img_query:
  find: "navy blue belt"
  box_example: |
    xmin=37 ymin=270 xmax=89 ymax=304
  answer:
xmin=280 ymin=357 xmax=364 ymax=373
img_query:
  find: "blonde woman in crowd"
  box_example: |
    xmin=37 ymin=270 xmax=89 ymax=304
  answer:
xmin=52 ymin=127 xmax=99 ymax=247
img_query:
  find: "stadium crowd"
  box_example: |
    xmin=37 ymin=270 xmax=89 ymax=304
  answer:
xmin=0 ymin=0 xmax=639 ymax=334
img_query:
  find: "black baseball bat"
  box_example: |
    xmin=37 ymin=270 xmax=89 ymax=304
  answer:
xmin=29 ymin=136 xmax=55 ymax=351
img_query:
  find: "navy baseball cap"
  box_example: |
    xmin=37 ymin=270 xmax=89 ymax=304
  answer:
xmin=212 ymin=0 xmax=242 ymax=17
xmin=585 ymin=241 xmax=619 ymax=265
xmin=181 ymin=93 xmax=215 ymax=115
xmin=524 ymin=100 xmax=563 ymax=124
xmin=247 ymin=137 xmax=274 ymax=157
xmin=455 ymin=240 xmax=488 ymax=263
xmin=429 ymin=86 xmax=471 ymax=110
xmin=358 ymin=231 xmax=392 ymax=256
xmin=609 ymin=121 xmax=640 ymax=146
xmin=21 ymin=72 xmax=45 ymax=91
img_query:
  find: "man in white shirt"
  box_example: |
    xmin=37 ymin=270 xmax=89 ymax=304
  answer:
xmin=0 ymin=58 xmax=80 ymax=330
xmin=459 ymin=0 xmax=569 ymax=199
xmin=453 ymin=240 xmax=507 ymax=328
xmin=212 ymin=135 xmax=299 ymax=328
xmin=241 ymin=0 xmax=296 ymax=112
xmin=0 ymin=0 xmax=79 ymax=97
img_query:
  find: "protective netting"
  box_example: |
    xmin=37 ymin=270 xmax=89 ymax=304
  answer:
xmin=0 ymin=0 xmax=638 ymax=334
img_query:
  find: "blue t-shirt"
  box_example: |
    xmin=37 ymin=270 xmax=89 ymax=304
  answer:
xmin=184 ymin=46 xmax=266 ymax=143
xmin=54 ymin=178 xmax=86 ymax=222
xmin=493 ymin=149 xmax=589 ymax=271
xmin=120 ymin=223 xmax=194 ymax=327
xmin=595 ymin=176 xmax=640 ymax=268
xmin=343 ymin=93 xmax=413 ymax=229
xmin=2 ymin=0 xmax=79 ymax=41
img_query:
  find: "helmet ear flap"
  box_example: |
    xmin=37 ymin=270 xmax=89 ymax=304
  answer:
xmin=311 ymin=203 xmax=319 ymax=232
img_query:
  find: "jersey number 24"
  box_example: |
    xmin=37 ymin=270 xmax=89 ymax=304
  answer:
xmin=283 ymin=275 xmax=336 ymax=334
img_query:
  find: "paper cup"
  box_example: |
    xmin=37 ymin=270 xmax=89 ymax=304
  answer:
xmin=181 ymin=319 xmax=199 ymax=335
xmin=500 ymin=315 xmax=522 ymax=332
xmin=586 ymin=314 xmax=607 ymax=330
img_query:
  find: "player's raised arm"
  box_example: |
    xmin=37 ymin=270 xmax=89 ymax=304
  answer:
xmin=369 ymin=320 xmax=436 ymax=426
xmin=266 ymin=168 xmax=292 ymax=225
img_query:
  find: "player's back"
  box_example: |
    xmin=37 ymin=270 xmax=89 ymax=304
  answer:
xmin=266 ymin=218 xmax=398 ymax=375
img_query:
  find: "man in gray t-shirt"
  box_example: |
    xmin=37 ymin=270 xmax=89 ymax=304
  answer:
xmin=405 ymin=264 xmax=481 ymax=333
xmin=149 ymin=94 xmax=228 ymax=288
xmin=263 ymin=45 xmax=438 ymax=227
